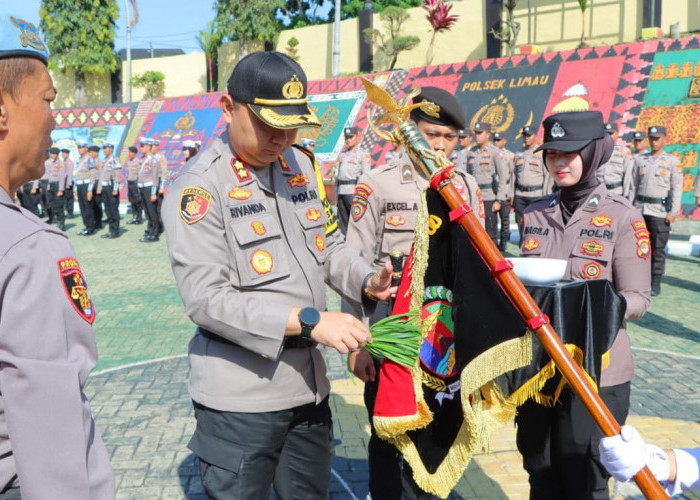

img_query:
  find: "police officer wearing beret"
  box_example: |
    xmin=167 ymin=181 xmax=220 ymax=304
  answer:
xmin=60 ymin=148 xmax=75 ymax=218
xmin=75 ymin=141 xmax=98 ymax=235
xmin=45 ymin=146 xmax=66 ymax=230
xmin=0 ymin=13 xmax=114 ymax=498
xmin=346 ymin=86 xmax=485 ymax=500
xmin=597 ymin=123 xmax=634 ymax=201
xmin=492 ymin=131 xmax=515 ymax=250
xmin=630 ymin=125 xmax=682 ymax=296
xmin=97 ymin=143 xmax=122 ymax=238
xmin=466 ymin=122 xmax=509 ymax=246
xmin=513 ymin=125 xmax=553 ymax=242
xmin=162 ymin=51 xmax=395 ymax=499
xmin=336 ymin=125 xmax=372 ymax=234
xmin=517 ymin=111 xmax=650 ymax=499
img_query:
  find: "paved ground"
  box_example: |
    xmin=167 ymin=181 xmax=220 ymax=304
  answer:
xmin=58 ymin=213 xmax=700 ymax=499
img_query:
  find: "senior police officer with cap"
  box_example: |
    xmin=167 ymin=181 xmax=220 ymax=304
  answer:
xmin=492 ymin=131 xmax=515 ymax=250
xmin=0 ymin=13 xmax=114 ymax=498
xmin=597 ymin=122 xmax=634 ymax=201
xmin=630 ymin=125 xmax=682 ymax=296
xmin=75 ymin=141 xmax=98 ymax=235
xmin=346 ymin=86 xmax=485 ymax=500
xmin=513 ymin=125 xmax=553 ymax=242
xmin=97 ymin=142 xmax=122 ymax=238
xmin=162 ymin=50 xmax=395 ymax=499
xmin=466 ymin=122 xmax=509 ymax=245
xmin=336 ymin=125 xmax=372 ymax=234
xmin=45 ymin=146 xmax=66 ymax=230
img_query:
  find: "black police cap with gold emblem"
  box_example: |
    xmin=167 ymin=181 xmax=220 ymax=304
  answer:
xmin=0 ymin=14 xmax=49 ymax=64
xmin=227 ymin=51 xmax=320 ymax=130
xmin=409 ymin=87 xmax=466 ymax=130
xmin=536 ymin=111 xmax=605 ymax=153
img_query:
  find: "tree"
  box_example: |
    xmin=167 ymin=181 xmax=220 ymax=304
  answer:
xmin=490 ymin=0 xmax=521 ymax=56
xmin=577 ymin=0 xmax=588 ymax=48
xmin=364 ymin=6 xmax=420 ymax=71
xmin=40 ymin=0 xmax=119 ymax=106
xmin=423 ymin=0 xmax=459 ymax=66
xmin=338 ymin=0 xmax=422 ymax=19
xmin=286 ymin=37 xmax=301 ymax=62
xmin=214 ymin=0 xmax=285 ymax=59
xmin=196 ymin=22 xmax=222 ymax=92
xmin=132 ymin=70 xmax=165 ymax=98
xmin=282 ymin=0 xmax=327 ymax=28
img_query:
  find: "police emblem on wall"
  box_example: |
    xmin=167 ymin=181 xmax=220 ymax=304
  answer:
xmin=179 ymin=186 xmax=212 ymax=224
xmin=58 ymin=257 xmax=96 ymax=324
xmin=469 ymin=95 xmax=515 ymax=134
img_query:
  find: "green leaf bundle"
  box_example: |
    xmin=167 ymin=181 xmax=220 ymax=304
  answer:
xmin=366 ymin=311 xmax=422 ymax=367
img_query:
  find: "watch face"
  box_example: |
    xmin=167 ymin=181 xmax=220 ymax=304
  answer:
xmin=300 ymin=307 xmax=321 ymax=327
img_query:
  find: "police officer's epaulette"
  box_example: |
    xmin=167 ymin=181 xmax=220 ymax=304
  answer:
xmin=292 ymin=143 xmax=314 ymax=162
xmin=606 ymin=191 xmax=635 ymax=208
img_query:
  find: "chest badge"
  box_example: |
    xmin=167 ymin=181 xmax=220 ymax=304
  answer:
xmin=522 ymin=237 xmax=540 ymax=252
xmin=306 ymin=207 xmax=322 ymax=221
xmin=58 ymin=258 xmax=95 ymax=324
xmin=589 ymin=215 xmax=613 ymax=227
xmin=583 ymin=262 xmax=601 ymax=279
xmin=581 ymin=240 xmax=604 ymax=257
xmin=179 ymin=186 xmax=212 ymax=225
xmin=386 ymin=214 xmax=406 ymax=227
xmin=251 ymin=221 xmax=267 ymax=236
xmin=229 ymin=187 xmax=252 ymax=200
xmin=315 ymin=234 xmax=325 ymax=252
xmin=251 ymin=249 xmax=273 ymax=275
xmin=287 ymin=173 xmax=309 ymax=188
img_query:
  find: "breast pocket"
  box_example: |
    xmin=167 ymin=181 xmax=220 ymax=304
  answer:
xmin=229 ymin=213 xmax=290 ymax=286
xmin=295 ymin=204 xmax=328 ymax=265
xmin=569 ymin=237 xmax=613 ymax=279
xmin=654 ymin=170 xmax=670 ymax=189
xmin=380 ymin=212 xmax=417 ymax=256
xmin=520 ymin=234 xmax=550 ymax=256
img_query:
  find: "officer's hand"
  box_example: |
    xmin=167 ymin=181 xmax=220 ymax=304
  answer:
xmin=312 ymin=312 xmax=372 ymax=354
xmin=150 ymin=194 xmax=157 ymax=202
xmin=57 ymin=191 xmax=63 ymax=197
xmin=112 ymin=190 xmax=118 ymax=196
xmin=87 ymin=192 xmax=93 ymax=201
xmin=96 ymin=189 xmax=102 ymax=195
xmin=348 ymin=349 xmax=376 ymax=382
xmin=665 ymin=214 xmax=676 ymax=224
xmin=366 ymin=261 xmax=397 ymax=301
xmin=697 ymin=197 xmax=700 ymax=207
xmin=158 ymin=188 xmax=164 ymax=195
xmin=492 ymin=201 xmax=501 ymax=212
xmin=30 ymin=189 xmax=36 ymax=195
xmin=599 ymin=425 xmax=671 ymax=483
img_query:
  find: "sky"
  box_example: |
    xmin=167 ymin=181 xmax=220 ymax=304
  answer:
xmin=7 ymin=1 xmax=220 ymax=53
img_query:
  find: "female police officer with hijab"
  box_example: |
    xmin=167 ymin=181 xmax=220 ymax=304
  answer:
xmin=516 ymin=111 xmax=651 ymax=499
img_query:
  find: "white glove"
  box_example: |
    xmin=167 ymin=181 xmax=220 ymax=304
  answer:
xmin=599 ymin=425 xmax=670 ymax=483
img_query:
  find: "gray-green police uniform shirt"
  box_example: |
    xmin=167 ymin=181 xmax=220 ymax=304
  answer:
xmin=466 ymin=143 xmax=509 ymax=202
xmin=162 ymin=130 xmax=374 ymax=413
xmin=0 ymin=188 xmax=114 ymax=498
xmin=631 ymin=151 xmax=682 ymax=218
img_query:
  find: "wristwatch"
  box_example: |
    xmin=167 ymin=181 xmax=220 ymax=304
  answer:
xmin=298 ymin=307 xmax=321 ymax=340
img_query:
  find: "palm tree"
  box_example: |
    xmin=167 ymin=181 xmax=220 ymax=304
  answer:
xmin=196 ymin=22 xmax=221 ymax=92
xmin=577 ymin=0 xmax=588 ymax=48
xmin=423 ymin=0 xmax=459 ymax=66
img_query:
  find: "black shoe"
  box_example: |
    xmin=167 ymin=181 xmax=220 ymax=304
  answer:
xmin=136 ymin=219 xmax=143 ymax=225
xmin=58 ymin=223 xmax=66 ymax=231
xmin=83 ymin=229 xmax=97 ymax=236
xmin=78 ymin=229 xmax=89 ymax=235
xmin=101 ymin=232 xmax=119 ymax=239
xmin=651 ymin=274 xmax=661 ymax=296
xmin=498 ymin=243 xmax=507 ymax=251
xmin=127 ymin=218 xmax=138 ymax=224
xmin=139 ymin=235 xmax=158 ymax=243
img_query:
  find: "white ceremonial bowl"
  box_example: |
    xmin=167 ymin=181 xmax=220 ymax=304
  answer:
xmin=508 ymin=257 xmax=568 ymax=286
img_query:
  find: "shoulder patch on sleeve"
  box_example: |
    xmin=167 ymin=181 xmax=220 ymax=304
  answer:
xmin=179 ymin=186 xmax=212 ymax=224
xmin=58 ymin=257 xmax=96 ymax=324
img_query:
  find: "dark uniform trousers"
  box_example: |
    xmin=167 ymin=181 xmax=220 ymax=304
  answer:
xmin=337 ymin=193 xmax=354 ymax=235
xmin=48 ymin=181 xmax=65 ymax=227
xmin=514 ymin=196 xmax=538 ymax=241
xmin=92 ymin=186 xmax=103 ymax=228
xmin=76 ymin=183 xmax=96 ymax=231
xmin=643 ymin=215 xmax=670 ymax=276
xmin=102 ymin=185 xmax=120 ymax=235
xmin=515 ymin=383 xmax=630 ymax=500
xmin=364 ymin=300 xmax=434 ymax=500
xmin=190 ymin=397 xmax=332 ymax=500
xmin=39 ymin=178 xmax=50 ymax=219
xmin=64 ymin=185 xmax=74 ymax=218
xmin=139 ymin=186 xmax=160 ymax=238
xmin=497 ymin=199 xmax=511 ymax=248
xmin=19 ymin=184 xmax=40 ymax=216
xmin=127 ymin=180 xmax=143 ymax=222
xmin=483 ymin=199 xmax=498 ymax=245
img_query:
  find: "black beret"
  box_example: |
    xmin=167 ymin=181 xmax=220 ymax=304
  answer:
xmin=648 ymin=125 xmax=666 ymax=137
xmin=473 ymin=122 xmax=492 ymax=133
xmin=128 ymin=146 xmax=138 ymax=153
xmin=632 ymin=131 xmax=648 ymax=140
xmin=227 ymin=51 xmax=320 ymax=129
xmin=410 ymin=87 xmax=466 ymax=130
xmin=536 ymin=111 xmax=605 ymax=153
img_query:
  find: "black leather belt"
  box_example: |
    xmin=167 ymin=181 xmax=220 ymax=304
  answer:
xmin=478 ymin=183 xmax=493 ymax=190
xmin=516 ymin=183 xmax=542 ymax=192
xmin=199 ymin=328 xmax=317 ymax=349
xmin=636 ymin=195 xmax=665 ymax=204
xmin=605 ymin=181 xmax=623 ymax=189
xmin=337 ymin=179 xmax=358 ymax=186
